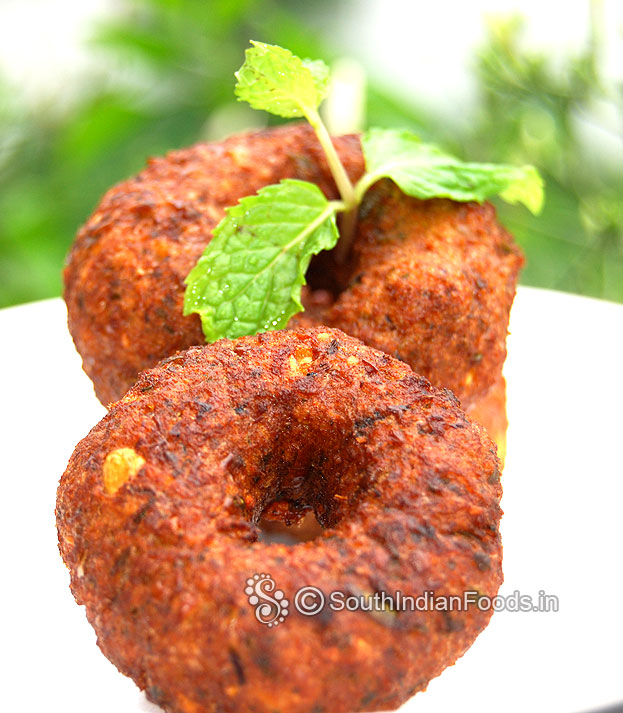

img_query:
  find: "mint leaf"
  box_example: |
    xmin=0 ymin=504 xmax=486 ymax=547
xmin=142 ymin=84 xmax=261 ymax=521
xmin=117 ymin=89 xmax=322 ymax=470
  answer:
xmin=358 ymin=127 xmax=544 ymax=214
xmin=234 ymin=41 xmax=329 ymax=119
xmin=184 ymin=179 xmax=340 ymax=342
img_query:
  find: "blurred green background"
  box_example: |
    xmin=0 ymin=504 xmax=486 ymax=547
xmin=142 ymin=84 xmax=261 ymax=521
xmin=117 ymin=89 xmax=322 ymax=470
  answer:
xmin=0 ymin=0 xmax=621 ymax=308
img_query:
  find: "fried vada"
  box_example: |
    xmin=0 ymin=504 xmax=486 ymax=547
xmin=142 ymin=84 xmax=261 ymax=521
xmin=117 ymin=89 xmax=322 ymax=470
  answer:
xmin=63 ymin=124 xmax=523 ymax=448
xmin=56 ymin=327 xmax=503 ymax=713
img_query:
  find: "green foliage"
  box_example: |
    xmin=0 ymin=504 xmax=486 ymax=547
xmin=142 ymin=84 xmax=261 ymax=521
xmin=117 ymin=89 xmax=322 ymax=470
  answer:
xmin=0 ymin=0 xmax=335 ymax=308
xmin=465 ymin=16 xmax=623 ymax=302
xmin=0 ymin=1 xmax=620 ymax=307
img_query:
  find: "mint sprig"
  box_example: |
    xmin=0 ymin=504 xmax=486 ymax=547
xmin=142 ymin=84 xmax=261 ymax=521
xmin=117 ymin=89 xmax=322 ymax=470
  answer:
xmin=185 ymin=41 xmax=545 ymax=342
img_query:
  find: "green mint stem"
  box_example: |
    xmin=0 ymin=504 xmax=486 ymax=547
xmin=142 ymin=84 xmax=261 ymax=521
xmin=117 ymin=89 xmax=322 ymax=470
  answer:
xmin=306 ymin=108 xmax=357 ymax=208
xmin=306 ymin=107 xmax=359 ymax=262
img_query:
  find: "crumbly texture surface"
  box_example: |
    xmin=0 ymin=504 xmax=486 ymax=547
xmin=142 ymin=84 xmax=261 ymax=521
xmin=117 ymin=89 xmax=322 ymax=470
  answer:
xmin=63 ymin=124 xmax=523 ymax=445
xmin=57 ymin=327 xmax=503 ymax=713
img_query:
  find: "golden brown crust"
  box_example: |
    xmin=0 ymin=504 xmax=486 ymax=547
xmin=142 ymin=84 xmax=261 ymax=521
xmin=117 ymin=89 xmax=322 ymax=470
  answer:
xmin=57 ymin=327 xmax=503 ymax=713
xmin=63 ymin=124 xmax=523 ymax=441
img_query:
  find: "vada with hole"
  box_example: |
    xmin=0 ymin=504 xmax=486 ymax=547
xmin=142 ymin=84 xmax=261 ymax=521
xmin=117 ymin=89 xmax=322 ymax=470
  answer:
xmin=56 ymin=327 xmax=503 ymax=713
xmin=63 ymin=124 xmax=522 ymax=450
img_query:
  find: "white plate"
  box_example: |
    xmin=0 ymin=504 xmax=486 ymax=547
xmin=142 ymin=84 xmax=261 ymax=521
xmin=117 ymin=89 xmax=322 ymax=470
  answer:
xmin=1 ymin=287 xmax=622 ymax=713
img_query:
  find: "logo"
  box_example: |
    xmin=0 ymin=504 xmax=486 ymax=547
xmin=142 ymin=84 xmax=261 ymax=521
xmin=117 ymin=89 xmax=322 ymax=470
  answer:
xmin=244 ymin=575 xmax=560 ymax=627
xmin=244 ymin=573 xmax=289 ymax=627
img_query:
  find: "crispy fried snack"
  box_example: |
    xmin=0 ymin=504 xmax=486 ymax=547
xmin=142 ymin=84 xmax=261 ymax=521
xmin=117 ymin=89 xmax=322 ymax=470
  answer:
xmin=57 ymin=327 xmax=502 ymax=713
xmin=63 ymin=124 xmax=522 ymax=447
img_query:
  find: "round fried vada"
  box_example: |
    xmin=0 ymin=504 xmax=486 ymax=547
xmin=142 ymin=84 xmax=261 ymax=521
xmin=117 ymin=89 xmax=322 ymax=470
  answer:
xmin=63 ymin=124 xmax=522 ymax=447
xmin=57 ymin=327 xmax=503 ymax=713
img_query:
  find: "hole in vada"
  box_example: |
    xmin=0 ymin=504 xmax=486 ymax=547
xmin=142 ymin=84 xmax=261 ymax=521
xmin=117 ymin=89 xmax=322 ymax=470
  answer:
xmin=302 ymin=245 xmax=357 ymax=311
xmin=227 ymin=394 xmax=376 ymax=546
xmin=257 ymin=509 xmax=324 ymax=545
